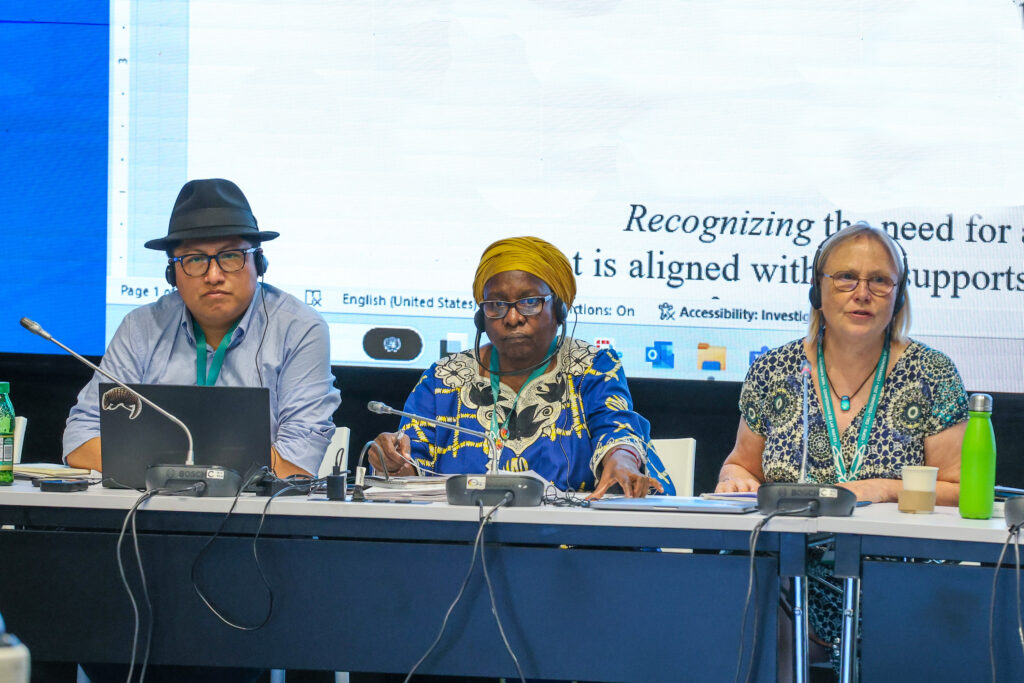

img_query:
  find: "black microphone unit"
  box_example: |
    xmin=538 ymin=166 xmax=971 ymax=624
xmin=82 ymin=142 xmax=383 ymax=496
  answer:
xmin=445 ymin=473 xmax=544 ymax=507
xmin=1005 ymin=497 xmax=1024 ymax=530
xmin=757 ymin=359 xmax=856 ymax=517
xmin=20 ymin=317 xmax=243 ymax=497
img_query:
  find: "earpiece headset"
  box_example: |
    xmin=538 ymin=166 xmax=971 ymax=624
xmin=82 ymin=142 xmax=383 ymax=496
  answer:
xmin=807 ymin=226 xmax=908 ymax=314
xmin=165 ymin=247 xmax=268 ymax=287
xmin=473 ymin=294 xmax=569 ymax=377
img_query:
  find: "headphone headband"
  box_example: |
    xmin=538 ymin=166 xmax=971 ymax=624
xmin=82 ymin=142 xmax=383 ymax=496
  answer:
xmin=808 ymin=225 xmax=908 ymax=314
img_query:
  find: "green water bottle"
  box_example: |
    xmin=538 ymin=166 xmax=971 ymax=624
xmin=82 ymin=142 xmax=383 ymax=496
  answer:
xmin=959 ymin=393 xmax=996 ymax=519
xmin=0 ymin=382 xmax=13 ymax=485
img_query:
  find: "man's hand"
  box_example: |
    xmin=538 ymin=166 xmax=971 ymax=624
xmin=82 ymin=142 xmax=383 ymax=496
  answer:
xmin=587 ymin=447 xmax=663 ymax=500
xmin=369 ymin=431 xmax=417 ymax=476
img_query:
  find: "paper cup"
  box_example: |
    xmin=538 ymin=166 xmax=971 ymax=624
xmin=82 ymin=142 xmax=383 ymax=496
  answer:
xmin=899 ymin=465 xmax=937 ymax=513
xmin=13 ymin=415 xmax=27 ymax=464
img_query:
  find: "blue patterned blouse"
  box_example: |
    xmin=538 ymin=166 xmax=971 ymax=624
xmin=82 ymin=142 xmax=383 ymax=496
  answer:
xmin=397 ymin=339 xmax=674 ymax=494
xmin=740 ymin=339 xmax=968 ymax=483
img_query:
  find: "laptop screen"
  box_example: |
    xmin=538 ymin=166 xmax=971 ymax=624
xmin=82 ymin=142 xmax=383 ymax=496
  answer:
xmin=99 ymin=383 xmax=272 ymax=489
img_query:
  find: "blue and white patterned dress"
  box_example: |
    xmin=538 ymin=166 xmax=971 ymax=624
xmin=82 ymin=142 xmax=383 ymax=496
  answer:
xmin=397 ymin=339 xmax=674 ymax=494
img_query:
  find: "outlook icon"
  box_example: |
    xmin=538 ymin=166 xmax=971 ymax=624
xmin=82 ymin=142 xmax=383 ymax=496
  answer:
xmin=645 ymin=341 xmax=675 ymax=369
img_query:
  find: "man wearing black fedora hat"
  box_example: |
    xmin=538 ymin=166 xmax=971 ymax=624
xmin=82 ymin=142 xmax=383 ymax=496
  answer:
xmin=63 ymin=178 xmax=340 ymax=479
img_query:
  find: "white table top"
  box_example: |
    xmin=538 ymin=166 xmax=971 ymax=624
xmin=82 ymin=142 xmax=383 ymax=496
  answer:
xmin=5 ymin=481 xmax=1015 ymax=543
xmin=814 ymin=500 xmax=1014 ymax=544
xmin=0 ymin=480 xmax=816 ymax=533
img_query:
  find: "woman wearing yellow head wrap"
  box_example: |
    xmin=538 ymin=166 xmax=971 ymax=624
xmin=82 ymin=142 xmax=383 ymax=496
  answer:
xmin=372 ymin=236 xmax=670 ymax=499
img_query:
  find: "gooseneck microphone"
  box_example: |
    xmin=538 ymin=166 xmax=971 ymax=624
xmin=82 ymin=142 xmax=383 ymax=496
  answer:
xmin=799 ymin=359 xmax=812 ymax=483
xmin=21 ymin=317 xmax=195 ymax=462
xmin=21 ymin=317 xmax=241 ymax=496
xmin=366 ymin=401 xmax=544 ymax=506
xmin=756 ymin=358 xmax=856 ymax=517
xmin=367 ymin=401 xmax=501 ymax=473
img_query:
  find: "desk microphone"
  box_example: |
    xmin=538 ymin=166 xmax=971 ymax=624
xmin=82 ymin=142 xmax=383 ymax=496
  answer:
xmin=365 ymin=401 xmax=543 ymax=506
xmin=368 ymin=401 xmax=500 ymax=473
xmin=757 ymin=359 xmax=855 ymax=517
xmin=20 ymin=317 xmax=241 ymax=496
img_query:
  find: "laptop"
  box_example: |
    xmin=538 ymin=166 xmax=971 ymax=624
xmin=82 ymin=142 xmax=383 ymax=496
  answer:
xmin=99 ymin=383 xmax=272 ymax=490
xmin=588 ymin=495 xmax=758 ymax=514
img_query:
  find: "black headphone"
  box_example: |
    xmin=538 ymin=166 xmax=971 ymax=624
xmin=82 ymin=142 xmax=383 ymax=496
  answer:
xmin=808 ymin=227 xmax=908 ymax=314
xmin=165 ymin=247 xmax=268 ymax=287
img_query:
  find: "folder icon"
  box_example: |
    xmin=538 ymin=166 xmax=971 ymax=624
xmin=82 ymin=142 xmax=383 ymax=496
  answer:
xmin=697 ymin=343 xmax=726 ymax=371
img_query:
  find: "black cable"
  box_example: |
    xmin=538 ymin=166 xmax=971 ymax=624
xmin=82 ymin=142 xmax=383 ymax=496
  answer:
xmin=117 ymin=484 xmax=205 ymax=683
xmin=477 ymin=495 xmax=526 ymax=683
xmin=403 ymin=492 xmax=513 ymax=682
xmin=254 ymin=277 xmax=270 ymax=386
xmin=190 ymin=469 xmax=281 ymax=631
xmin=116 ymin=490 xmax=157 ymax=683
xmin=735 ymin=503 xmax=815 ymax=683
xmin=1015 ymin=531 xmax=1024 ymax=660
xmin=990 ymin=527 xmax=1015 ymax=683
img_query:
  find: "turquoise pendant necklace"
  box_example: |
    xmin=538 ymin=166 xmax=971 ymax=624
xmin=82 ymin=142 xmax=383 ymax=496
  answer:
xmin=823 ymin=366 xmax=873 ymax=411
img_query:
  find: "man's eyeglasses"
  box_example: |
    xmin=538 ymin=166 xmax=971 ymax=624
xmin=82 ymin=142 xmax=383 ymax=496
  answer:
xmin=479 ymin=294 xmax=553 ymax=319
xmin=169 ymin=247 xmax=260 ymax=277
xmin=823 ymin=271 xmax=896 ymax=297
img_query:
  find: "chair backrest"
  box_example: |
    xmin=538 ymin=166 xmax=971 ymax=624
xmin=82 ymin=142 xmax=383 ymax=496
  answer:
xmin=318 ymin=426 xmax=351 ymax=478
xmin=650 ymin=437 xmax=696 ymax=497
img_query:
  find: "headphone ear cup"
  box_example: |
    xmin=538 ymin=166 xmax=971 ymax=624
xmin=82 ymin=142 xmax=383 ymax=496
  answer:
xmin=254 ymin=249 xmax=268 ymax=277
xmin=808 ymin=283 xmax=821 ymax=310
xmin=165 ymin=264 xmax=176 ymax=287
xmin=556 ymin=299 xmax=568 ymax=324
xmin=474 ymin=309 xmax=486 ymax=333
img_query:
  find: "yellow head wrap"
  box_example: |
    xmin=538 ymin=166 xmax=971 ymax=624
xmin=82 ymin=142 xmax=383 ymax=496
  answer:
xmin=472 ymin=236 xmax=577 ymax=307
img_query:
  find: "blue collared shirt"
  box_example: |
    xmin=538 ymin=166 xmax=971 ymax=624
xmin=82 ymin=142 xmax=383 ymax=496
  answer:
xmin=63 ymin=283 xmax=341 ymax=475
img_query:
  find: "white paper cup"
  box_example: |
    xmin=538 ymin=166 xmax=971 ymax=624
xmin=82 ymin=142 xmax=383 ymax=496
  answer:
xmin=12 ymin=415 xmax=27 ymax=464
xmin=899 ymin=465 xmax=938 ymax=513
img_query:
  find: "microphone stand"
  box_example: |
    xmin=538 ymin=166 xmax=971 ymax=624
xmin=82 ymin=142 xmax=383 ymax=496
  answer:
xmin=756 ymin=359 xmax=855 ymax=517
xmin=21 ymin=317 xmax=194 ymax=462
xmin=367 ymin=401 xmax=501 ymax=473
xmin=21 ymin=317 xmax=242 ymax=496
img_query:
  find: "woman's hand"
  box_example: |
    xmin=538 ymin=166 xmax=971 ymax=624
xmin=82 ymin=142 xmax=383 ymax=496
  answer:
xmin=837 ymin=478 xmax=899 ymax=503
xmin=715 ymin=421 xmax=767 ymax=493
xmin=368 ymin=431 xmax=417 ymax=476
xmin=587 ymin=448 xmax=663 ymax=500
xmin=715 ymin=470 xmax=762 ymax=493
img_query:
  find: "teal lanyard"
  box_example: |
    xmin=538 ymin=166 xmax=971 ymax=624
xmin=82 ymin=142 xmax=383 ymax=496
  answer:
xmin=816 ymin=331 xmax=889 ymax=483
xmin=488 ymin=340 xmax=557 ymax=453
xmin=194 ymin=319 xmax=241 ymax=386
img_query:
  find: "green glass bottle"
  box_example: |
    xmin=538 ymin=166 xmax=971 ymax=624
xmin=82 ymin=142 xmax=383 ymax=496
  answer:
xmin=959 ymin=393 xmax=996 ymax=519
xmin=0 ymin=382 xmax=13 ymax=485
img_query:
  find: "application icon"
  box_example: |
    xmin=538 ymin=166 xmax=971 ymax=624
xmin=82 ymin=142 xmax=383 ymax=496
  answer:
xmin=363 ymin=327 xmax=423 ymax=361
xmin=749 ymin=345 xmax=770 ymax=365
xmin=697 ymin=343 xmax=726 ymax=371
xmin=440 ymin=332 xmax=469 ymax=357
xmin=594 ymin=337 xmax=615 ymax=350
xmin=645 ymin=341 xmax=675 ymax=369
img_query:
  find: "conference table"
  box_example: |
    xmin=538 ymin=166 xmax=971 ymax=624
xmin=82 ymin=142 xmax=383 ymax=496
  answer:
xmin=2 ymin=482 xmax=1021 ymax=682
xmin=820 ymin=503 xmax=1024 ymax=682
xmin=0 ymin=481 xmax=810 ymax=682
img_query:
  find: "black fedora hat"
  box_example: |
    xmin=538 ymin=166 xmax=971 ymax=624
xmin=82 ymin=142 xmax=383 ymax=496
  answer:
xmin=144 ymin=178 xmax=280 ymax=251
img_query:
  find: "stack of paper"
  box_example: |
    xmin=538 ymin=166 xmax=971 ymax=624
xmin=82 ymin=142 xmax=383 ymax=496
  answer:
xmin=14 ymin=463 xmax=92 ymax=480
xmin=362 ymin=475 xmax=450 ymax=502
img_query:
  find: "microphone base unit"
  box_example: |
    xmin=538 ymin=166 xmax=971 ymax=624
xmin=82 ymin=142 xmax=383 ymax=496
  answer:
xmin=757 ymin=482 xmax=856 ymax=517
xmin=145 ymin=464 xmax=244 ymax=497
xmin=445 ymin=474 xmax=544 ymax=507
xmin=1005 ymin=497 xmax=1024 ymax=529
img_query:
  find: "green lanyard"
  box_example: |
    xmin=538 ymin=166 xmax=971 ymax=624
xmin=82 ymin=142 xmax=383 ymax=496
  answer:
xmin=488 ymin=340 xmax=557 ymax=453
xmin=194 ymin=319 xmax=241 ymax=386
xmin=816 ymin=331 xmax=890 ymax=483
